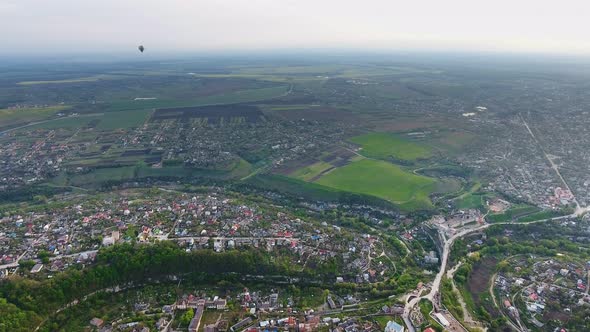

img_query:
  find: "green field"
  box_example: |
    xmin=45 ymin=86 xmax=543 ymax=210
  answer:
xmin=315 ymin=159 xmax=436 ymax=207
xmin=51 ymin=165 xmax=234 ymax=187
xmin=26 ymin=114 xmax=102 ymax=130
xmin=17 ymin=76 xmax=102 ymax=85
xmin=24 ymin=109 xmax=152 ymax=131
xmin=350 ymin=132 xmax=432 ymax=161
xmin=426 ymin=130 xmax=475 ymax=153
xmin=455 ymin=193 xmax=485 ymax=210
xmin=291 ymin=161 xmax=334 ymax=181
xmin=107 ymin=85 xmax=290 ymax=112
xmin=232 ymin=64 xmax=431 ymax=77
xmin=0 ymin=105 xmax=71 ymax=129
xmin=486 ymin=204 xmax=541 ymax=223
xmin=95 ymin=109 xmax=152 ymax=130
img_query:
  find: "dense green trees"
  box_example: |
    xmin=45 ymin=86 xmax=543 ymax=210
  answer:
xmin=0 ymin=242 xmax=297 ymax=331
xmin=0 ymin=185 xmax=66 ymax=205
xmin=180 ymin=308 xmax=194 ymax=326
xmin=0 ymin=298 xmax=41 ymax=332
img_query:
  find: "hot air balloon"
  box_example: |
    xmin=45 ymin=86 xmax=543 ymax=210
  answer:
xmin=138 ymin=45 xmax=145 ymax=53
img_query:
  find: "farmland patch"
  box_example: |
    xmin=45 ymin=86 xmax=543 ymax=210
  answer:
xmin=151 ymin=104 xmax=264 ymax=124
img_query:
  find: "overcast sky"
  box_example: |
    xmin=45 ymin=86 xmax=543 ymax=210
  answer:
xmin=3 ymin=0 xmax=590 ymax=56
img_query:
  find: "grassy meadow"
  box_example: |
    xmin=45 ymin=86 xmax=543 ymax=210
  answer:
xmin=350 ymin=132 xmax=433 ymax=161
xmin=315 ymin=159 xmax=436 ymax=208
xmin=0 ymin=105 xmax=71 ymax=129
xmin=107 ymin=85 xmax=290 ymax=112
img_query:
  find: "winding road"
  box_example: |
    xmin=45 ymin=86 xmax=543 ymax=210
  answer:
xmin=402 ymin=210 xmax=582 ymax=332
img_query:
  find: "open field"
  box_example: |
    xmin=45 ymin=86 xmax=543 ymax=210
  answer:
xmin=0 ymin=105 xmax=71 ymax=129
xmin=25 ymin=114 xmax=103 ymax=130
xmin=151 ymin=104 xmax=263 ymax=124
xmin=22 ymin=109 xmax=152 ymax=131
xmin=455 ymin=193 xmax=486 ymax=210
xmin=350 ymin=132 xmax=433 ymax=161
xmin=486 ymin=208 xmax=566 ymax=223
xmin=233 ymin=64 xmax=437 ymax=77
xmin=17 ymin=76 xmax=103 ymax=85
xmin=486 ymin=204 xmax=541 ymax=223
xmin=290 ymin=161 xmax=334 ymax=181
xmin=96 ymin=109 xmax=152 ymax=129
xmin=426 ymin=130 xmax=475 ymax=153
xmin=315 ymin=159 xmax=436 ymax=207
xmin=244 ymin=174 xmax=398 ymax=209
xmin=51 ymin=165 xmax=234 ymax=187
xmin=107 ymin=85 xmax=290 ymax=112
xmin=283 ymin=141 xmax=461 ymax=210
xmin=267 ymin=106 xmax=362 ymax=124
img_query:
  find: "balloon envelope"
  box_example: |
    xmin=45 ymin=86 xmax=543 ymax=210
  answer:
xmin=138 ymin=45 xmax=144 ymax=53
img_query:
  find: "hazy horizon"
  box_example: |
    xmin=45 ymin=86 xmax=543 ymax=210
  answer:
xmin=3 ymin=0 xmax=590 ymax=57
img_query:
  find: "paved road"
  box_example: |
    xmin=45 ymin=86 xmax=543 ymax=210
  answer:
xmin=402 ymin=212 xmax=579 ymax=332
xmin=0 ymin=235 xmax=49 ymax=270
xmin=0 ymin=250 xmax=29 ymax=270
xmin=49 ymin=249 xmax=99 ymax=261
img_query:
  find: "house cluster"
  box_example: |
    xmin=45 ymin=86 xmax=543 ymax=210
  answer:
xmin=324 ymin=293 xmax=363 ymax=311
xmin=323 ymin=316 xmax=380 ymax=332
xmin=176 ymin=294 xmax=228 ymax=311
xmin=551 ymin=187 xmax=575 ymax=206
xmin=89 ymin=317 xmax=152 ymax=332
xmin=457 ymin=111 xmax=574 ymax=209
xmin=0 ymin=102 xmax=352 ymax=190
xmin=251 ymin=314 xmax=380 ymax=332
xmin=237 ymin=289 xmax=281 ymax=313
xmin=0 ymin=208 xmax=99 ymax=277
xmin=1 ymin=188 xmax=399 ymax=285
xmin=496 ymin=258 xmax=590 ymax=328
xmin=0 ymin=129 xmax=71 ymax=188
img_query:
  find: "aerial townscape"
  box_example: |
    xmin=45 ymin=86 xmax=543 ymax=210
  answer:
xmin=3 ymin=2 xmax=590 ymax=332
xmin=2 ymin=54 xmax=590 ymax=332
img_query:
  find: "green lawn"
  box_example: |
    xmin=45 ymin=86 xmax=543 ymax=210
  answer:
xmin=350 ymin=132 xmax=432 ymax=161
xmin=315 ymin=159 xmax=436 ymax=207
